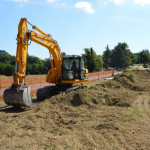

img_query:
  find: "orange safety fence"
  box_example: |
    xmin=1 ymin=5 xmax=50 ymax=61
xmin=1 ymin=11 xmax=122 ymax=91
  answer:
xmin=0 ymin=75 xmax=47 ymax=89
xmin=88 ymin=70 xmax=114 ymax=81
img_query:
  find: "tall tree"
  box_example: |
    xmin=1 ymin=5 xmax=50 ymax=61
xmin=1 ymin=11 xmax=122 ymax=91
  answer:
xmin=0 ymin=51 xmax=11 ymax=64
xmin=62 ymin=52 xmax=66 ymax=56
xmin=111 ymin=42 xmax=132 ymax=69
xmin=138 ymin=49 xmax=150 ymax=65
xmin=96 ymin=55 xmax=103 ymax=71
xmin=131 ymin=53 xmax=139 ymax=65
xmin=27 ymin=55 xmax=41 ymax=64
xmin=102 ymin=45 xmax=112 ymax=69
xmin=44 ymin=58 xmax=51 ymax=69
xmin=82 ymin=48 xmax=103 ymax=72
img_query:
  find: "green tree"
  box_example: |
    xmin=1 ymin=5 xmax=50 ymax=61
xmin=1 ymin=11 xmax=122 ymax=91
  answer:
xmin=31 ymin=63 xmax=40 ymax=74
xmin=0 ymin=63 xmax=14 ymax=76
xmin=0 ymin=50 xmax=49 ymax=75
xmin=38 ymin=63 xmax=45 ymax=74
xmin=102 ymin=45 xmax=112 ymax=69
xmin=0 ymin=51 xmax=11 ymax=64
xmin=27 ymin=55 xmax=41 ymax=64
xmin=0 ymin=51 xmax=15 ymax=75
xmin=82 ymin=48 xmax=103 ymax=72
xmin=62 ymin=52 xmax=66 ymax=56
xmin=44 ymin=58 xmax=51 ymax=69
xmin=26 ymin=64 xmax=32 ymax=75
xmin=27 ymin=54 xmax=46 ymax=74
xmin=10 ymin=56 xmax=15 ymax=65
xmin=96 ymin=55 xmax=103 ymax=71
xmin=3 ymin=64 xmax=15 ymax=76
xmin=0 ymin=62 xmax=6 ymax=75
xmin=111 ymin=42 xmax=132 ymax=69
xmin=138 ymin=49 xmax=150 ymax=65
xmin=131 ymin=53 xmax=139 ymax=65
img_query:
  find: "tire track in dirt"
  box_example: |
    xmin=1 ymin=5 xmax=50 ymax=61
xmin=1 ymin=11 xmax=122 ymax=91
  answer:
xmin=134 ymin=95 xmax=150 ymax=111
xmin=99 ymin=131 xmax=133 ymax=150
xmin=133 ymin=94 xmax=150 ymax=119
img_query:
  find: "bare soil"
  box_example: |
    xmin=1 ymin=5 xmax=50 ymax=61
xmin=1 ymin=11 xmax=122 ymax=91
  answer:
xmin=0 ymin=70 xmax=150 ymax=150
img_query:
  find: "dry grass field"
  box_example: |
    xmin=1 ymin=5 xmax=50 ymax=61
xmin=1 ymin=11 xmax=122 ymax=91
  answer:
xmin=0 ymin=70 xmax=150 ymax=150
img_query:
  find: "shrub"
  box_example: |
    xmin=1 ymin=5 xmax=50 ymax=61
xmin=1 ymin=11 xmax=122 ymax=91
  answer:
xmin=127 ymin=74 xmax=135 ymax=82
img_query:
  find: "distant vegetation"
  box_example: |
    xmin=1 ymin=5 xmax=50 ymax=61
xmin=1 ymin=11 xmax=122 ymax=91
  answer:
xmin=103 ymin=43 xmax=150 ymax=69
xmin=0 ymin=42 xmax=150 ymax=75
xmin=82 ymin=48 xmax=103 ymax=72
xmin=0 ymin=50 xmax=50 ymax=76
xmin=102 ymin=43 xmax=150 ymax=70
xmin=82 ymin=42 xmax=150 ymax=72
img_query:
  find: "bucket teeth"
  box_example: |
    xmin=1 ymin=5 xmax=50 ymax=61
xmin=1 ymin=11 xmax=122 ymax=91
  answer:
xmin=3 ymin=85 xmax=35 ymax=107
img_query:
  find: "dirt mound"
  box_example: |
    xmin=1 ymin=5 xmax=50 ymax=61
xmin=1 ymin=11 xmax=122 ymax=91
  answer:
xmin=0 ymin=70 xmax=150 ymax=149
xmin=114 ymin=70 xmax=150 ymax=91
xmin=48 ymin=84 xmax=131 ymax=108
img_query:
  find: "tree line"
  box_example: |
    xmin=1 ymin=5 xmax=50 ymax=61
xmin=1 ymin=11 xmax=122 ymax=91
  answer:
xmin=0 ymin=50 xmax=50 ymax=76
xmin=82 ymin=42 xmax=150 ymax=72
xmin=0 ymin=42 xmax=150 ymax=75
xmin=102 ymin=43 xmax=150 ymax=70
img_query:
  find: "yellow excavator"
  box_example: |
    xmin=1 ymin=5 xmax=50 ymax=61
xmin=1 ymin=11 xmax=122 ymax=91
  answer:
xmin=3 ymin=18 xmax=88 ymax=107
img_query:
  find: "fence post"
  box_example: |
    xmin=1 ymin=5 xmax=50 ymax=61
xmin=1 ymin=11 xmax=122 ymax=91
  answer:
xmin=112 ymin=70 xmax=114 ymax=76
xmin=40 ymin=76 xmax=41 ymax=88
xmin=31 ymin=78 xmax=32 ymax=93
xmin=0 ymin=79 xmax=1 ymax=89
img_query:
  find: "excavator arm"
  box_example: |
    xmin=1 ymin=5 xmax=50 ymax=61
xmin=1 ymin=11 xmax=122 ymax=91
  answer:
xmin=14 ymin=18 xmax=62 ymax=85
xmin=13 ymin=18 xmax=28 ymax=85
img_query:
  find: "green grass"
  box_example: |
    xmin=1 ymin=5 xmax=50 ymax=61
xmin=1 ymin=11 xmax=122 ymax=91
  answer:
xmin=123 ymin=106 xmax=140 ymax=116
xmin=0 ymin=101 xmax=7 ymax=107
xmin=127 ymin=74 xmax=135 ymax=82
xmin=86 ymin=78 xmax=106 ymax=88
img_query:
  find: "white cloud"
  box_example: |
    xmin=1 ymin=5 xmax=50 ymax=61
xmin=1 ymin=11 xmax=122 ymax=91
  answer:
xmin=134 ymin=0 xmax=150 ymax=6
xmin=46 ymin=0 xmax=65 ymax=6
xmin=110 ymin=0 xmax=124 ymax=5
xmin=46 ymin=0 xmax=58 ymax=3
xmin=109 ymin=0 xmax=150 ymax=6
xmin=75 ymin=1 xmax=95 ymax=14
xmin=11 ymin=0 xmax=28 ymax=2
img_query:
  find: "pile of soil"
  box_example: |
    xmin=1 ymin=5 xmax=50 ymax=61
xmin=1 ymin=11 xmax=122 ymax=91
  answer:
xmin=0 ymin=70 xmax=150 ymax=149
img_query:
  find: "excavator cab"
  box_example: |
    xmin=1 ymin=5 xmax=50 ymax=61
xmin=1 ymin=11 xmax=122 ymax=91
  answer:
xmin=62 ymin=55 xmax=87 ymax=81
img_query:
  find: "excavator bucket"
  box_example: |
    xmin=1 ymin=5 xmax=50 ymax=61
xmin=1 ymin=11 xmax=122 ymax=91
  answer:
xmin=3 ymin=85 xmax=34 ymax=107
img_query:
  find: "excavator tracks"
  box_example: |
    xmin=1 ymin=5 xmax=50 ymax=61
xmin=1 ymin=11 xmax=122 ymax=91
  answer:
xmin=36 ymin=86 xmax=58 ymax=101
xmin=36 ymin=84 xmax=86 ymax=101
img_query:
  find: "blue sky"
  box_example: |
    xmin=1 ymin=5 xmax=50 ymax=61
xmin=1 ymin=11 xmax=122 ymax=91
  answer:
xmin=0 ymin=0 xmax=150 ymax=59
